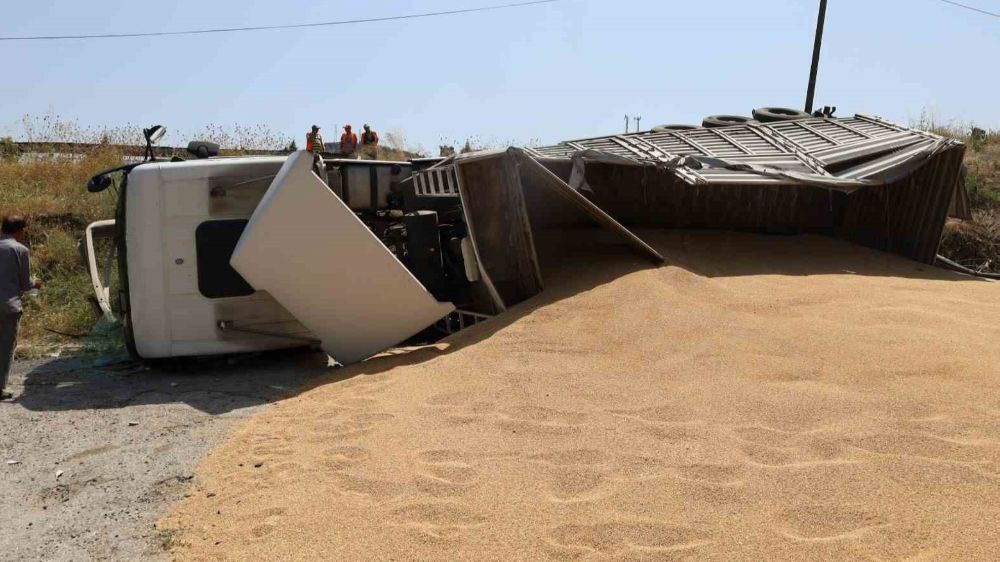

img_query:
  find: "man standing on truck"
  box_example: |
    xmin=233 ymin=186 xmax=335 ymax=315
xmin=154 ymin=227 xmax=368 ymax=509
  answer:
xmin=306 ymin=125 xmax=324 ymax=156
xmin=361 ymin=124 xmax=379 ymax=147
xmin=0 ymin=215 xmax=41 ymax=401
xmin=340 ymin=124 xmax=359 ymax=159
xmin=360 ymin=124 xmax=380 ymax=159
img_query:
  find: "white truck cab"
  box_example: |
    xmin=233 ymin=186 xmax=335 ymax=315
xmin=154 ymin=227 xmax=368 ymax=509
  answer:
xmin=86 ymin=149 xmax=484 ymax=363
xmin=123 ymin=156 xmax=306 ymax=359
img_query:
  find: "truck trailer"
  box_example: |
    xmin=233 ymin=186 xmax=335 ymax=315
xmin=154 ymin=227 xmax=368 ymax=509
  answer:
xmin=84 ymin=114 xmax=966 ymax=364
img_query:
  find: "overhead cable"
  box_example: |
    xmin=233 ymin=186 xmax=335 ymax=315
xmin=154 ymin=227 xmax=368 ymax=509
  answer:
xmin=0 ymin=0 xmax=560 ymax=41
xmin=937 ymin=0 xmax=1000 ymax=19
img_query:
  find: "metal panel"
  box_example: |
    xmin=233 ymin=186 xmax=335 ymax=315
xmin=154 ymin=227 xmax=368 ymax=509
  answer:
xmin=579 ymin=162 xmax=839 ymax=232
xmin=839 ymin=143 xmax=966 ymax=263
xmin=230 ymin=151 xmax=455 ymax=364
xmin=454 ymin=151 xmax=543 ymax=311
xmin=813 ymin=132 xmax=926 ymax=166
xmin=515 ymin=149 xmax=664 ymax=264
xmin=768 ymin=121 xmax=838 ymax=151
xmin=538 ymin=116 xmax=941 ymax=187
xmin=414 ymin=166 xmax=460 ymax=197
xmin=84 ymin=219 xmax=117 ymax=318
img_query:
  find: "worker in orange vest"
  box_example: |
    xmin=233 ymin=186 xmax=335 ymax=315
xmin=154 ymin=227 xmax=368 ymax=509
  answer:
xmin=340 ymin=124 xmax=358 ymax=158
xmin=305 ymin=125 xmax=323 ymax=155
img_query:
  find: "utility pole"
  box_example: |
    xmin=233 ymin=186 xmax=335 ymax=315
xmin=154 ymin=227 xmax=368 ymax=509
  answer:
xmin=633 ymin=115 xmax=642 ymax=133
xmin=624 ymin=114 xmax=630 ymax=133
xmin=804 ymin=0 xmax=828 ymax=114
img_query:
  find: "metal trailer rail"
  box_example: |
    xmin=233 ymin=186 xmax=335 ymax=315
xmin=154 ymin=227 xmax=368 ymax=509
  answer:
xmin=530 ymin=115 xmax=947 ymax=188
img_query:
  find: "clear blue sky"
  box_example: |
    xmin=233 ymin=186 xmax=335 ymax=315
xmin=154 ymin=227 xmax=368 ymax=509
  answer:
xmin=2 ymin=0 xmax=997 ymax=152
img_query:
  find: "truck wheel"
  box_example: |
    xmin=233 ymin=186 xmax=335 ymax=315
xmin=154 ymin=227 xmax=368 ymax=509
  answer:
xmin=651 ymin=124 xmax=697 ymax=132
xmin=752 ymin=107 xmax=812 ymax=122
xmin=702 ymin=115 xmax=757 ymax=128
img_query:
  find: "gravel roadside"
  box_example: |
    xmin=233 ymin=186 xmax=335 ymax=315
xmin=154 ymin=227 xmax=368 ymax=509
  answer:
xmin=0 ymin=351 xmax=330 ymax=561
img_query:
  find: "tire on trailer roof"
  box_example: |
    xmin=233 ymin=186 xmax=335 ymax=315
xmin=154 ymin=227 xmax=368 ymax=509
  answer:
xmin=752 ymin=107 xmax=812 ymax=123
xmin=702 ymin=115 xmax=757 ymax=128
xmin=651 ymin=124 xmax=697 ymax=132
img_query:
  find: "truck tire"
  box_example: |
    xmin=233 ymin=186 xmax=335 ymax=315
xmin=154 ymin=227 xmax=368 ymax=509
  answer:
xmin=752 ymin=107 xmax=812 ymax=123
xmin=651 ymin=124 xmax=697 ymax=133
xmin=702 ymin=115 xmax=757 ymax=128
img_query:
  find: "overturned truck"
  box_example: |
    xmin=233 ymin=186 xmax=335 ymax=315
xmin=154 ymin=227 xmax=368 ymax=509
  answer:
xmin=86 ymin=114 xmax=966 ymax=364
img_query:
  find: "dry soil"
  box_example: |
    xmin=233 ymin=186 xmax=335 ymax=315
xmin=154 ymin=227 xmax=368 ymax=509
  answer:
xmin=0 ymin=351 xmax=330 ymax=561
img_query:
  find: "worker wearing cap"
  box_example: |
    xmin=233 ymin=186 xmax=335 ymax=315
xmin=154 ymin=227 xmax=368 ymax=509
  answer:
xmin=305 ymin=125 xmax=324 ymax=156
xmin=340 ymin=124 xmax=359 ymax=158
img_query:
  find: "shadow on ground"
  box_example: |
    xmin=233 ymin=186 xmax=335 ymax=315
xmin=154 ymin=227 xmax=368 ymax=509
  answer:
xmin=15 ymin=348 xmax=332 ymax=415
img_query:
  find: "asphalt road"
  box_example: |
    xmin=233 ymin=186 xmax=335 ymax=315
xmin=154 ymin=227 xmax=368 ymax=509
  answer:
xmin=0 ymin=350 xmax=331 ymax=561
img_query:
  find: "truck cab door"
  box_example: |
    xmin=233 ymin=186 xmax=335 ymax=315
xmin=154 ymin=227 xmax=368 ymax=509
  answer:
xmin=230 ymin=152 xmax=455 ymax=364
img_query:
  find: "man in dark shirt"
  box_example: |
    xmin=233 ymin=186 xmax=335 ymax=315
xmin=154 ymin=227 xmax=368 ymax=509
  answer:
xmin=1 ymin=215 xmax=41 ymax=401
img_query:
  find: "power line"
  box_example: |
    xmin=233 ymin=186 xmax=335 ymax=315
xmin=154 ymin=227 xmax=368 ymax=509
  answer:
xmin=937 ymin=0 xmax=1000 ymax=18
xmin=0 ymin=0 xmax=560 ymax=42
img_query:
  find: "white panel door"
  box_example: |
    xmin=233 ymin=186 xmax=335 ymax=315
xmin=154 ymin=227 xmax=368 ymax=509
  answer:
xmin=231 ymin=151 xmax=454 ymax=364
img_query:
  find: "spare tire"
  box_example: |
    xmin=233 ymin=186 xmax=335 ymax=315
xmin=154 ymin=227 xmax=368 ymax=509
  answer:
xmin=702 ymin=115 xmax=757 ymax=128
xmin=651 ymin=124 xmax=697 ymax=133
xmin=752 ymin=107 xmax=812 ymax=123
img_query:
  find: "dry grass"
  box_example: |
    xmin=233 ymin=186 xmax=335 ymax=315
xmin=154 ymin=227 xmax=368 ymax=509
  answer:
xmin=0 ymin=147 xmax=122 ymax=355
xmin=940 ymin=213 xmax=999 ymax=272
xmin=963 ymin=135 xmax=1000 ymax=209
xmin=0 ymin=148 xmax=121 ymax=221
xmin=921 ymin=119 xmax=1000 ymax=273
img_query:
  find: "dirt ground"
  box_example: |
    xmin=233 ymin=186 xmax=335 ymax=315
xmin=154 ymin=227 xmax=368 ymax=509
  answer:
xmin=0 ymin=350 xmax=332 ymax=561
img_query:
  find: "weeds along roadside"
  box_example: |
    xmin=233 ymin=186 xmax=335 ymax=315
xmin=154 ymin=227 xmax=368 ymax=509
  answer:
xmin=0 ymin=144 xmax=122 ymax=357
xmin=928 ymin=122 xmax=1000 ymax=274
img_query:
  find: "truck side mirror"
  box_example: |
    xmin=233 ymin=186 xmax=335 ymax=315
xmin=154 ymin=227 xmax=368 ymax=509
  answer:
xmin=87 ymin=174 xmax=113 ymax=193
xmin=144 ymin=125 xmax=166 ymax=145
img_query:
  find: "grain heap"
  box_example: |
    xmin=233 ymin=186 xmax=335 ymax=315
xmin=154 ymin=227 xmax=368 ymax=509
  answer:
xmin=162 ymin=230 xmax=1000 ymax=560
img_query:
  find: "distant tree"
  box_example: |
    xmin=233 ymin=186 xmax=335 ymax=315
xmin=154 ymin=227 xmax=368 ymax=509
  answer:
xmin=970 ymin=126 xmax=986 ymax=151
xmin=286 ymin=139 xmax=298 ymax=152
xmin=460 ymin=139 xmax=474 ymax=154
xmin=0 ymin=136 xmax=17 ymax=161
xmin=439 ymin=144 xmax=456 ymax=157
